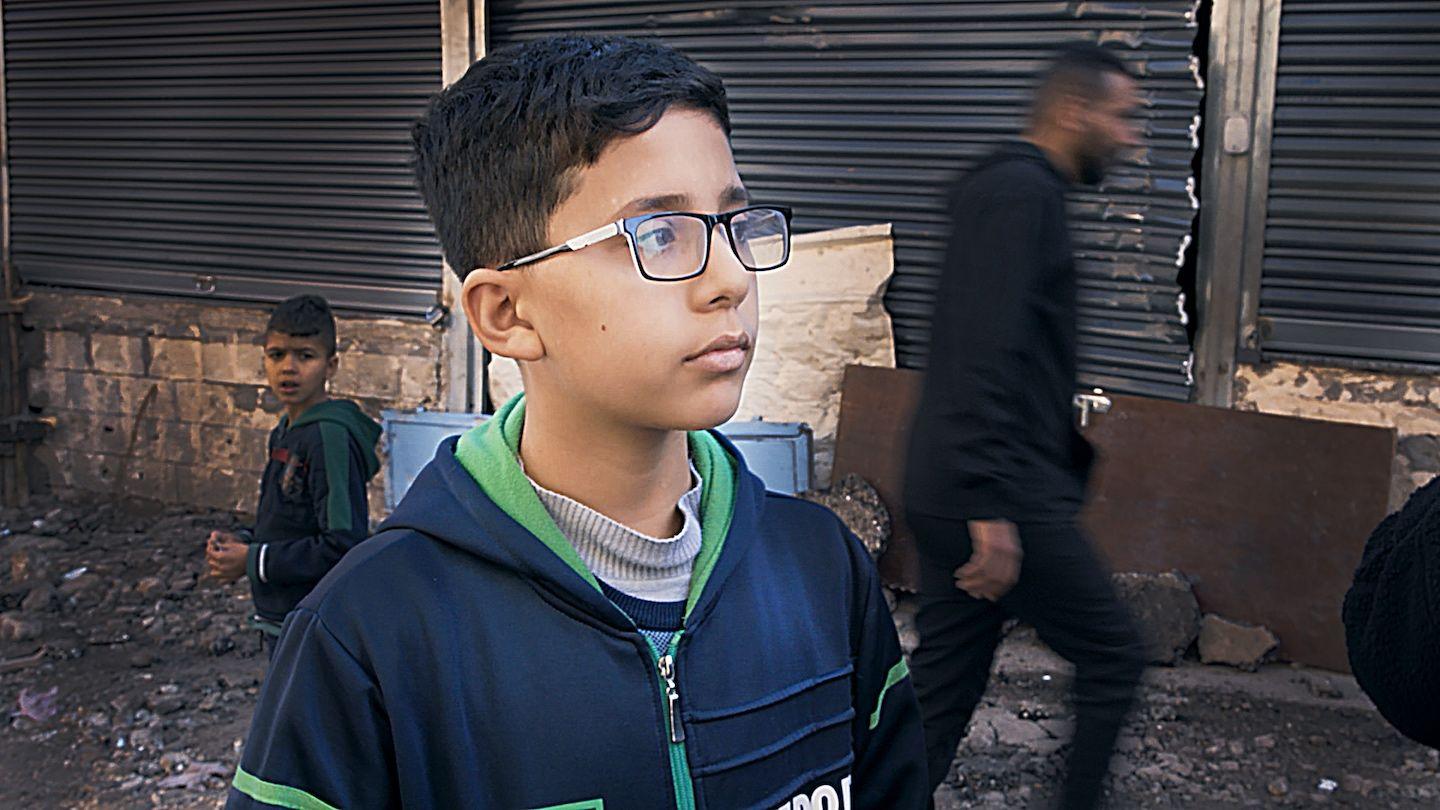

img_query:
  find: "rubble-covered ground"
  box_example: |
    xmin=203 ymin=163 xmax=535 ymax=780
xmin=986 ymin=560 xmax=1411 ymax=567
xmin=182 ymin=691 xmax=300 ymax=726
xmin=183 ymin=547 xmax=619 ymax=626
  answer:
xmin=2 ymin=497 xmax=1437 ymax=808
xmin=1 ymin=499 xmax=263 ymax=809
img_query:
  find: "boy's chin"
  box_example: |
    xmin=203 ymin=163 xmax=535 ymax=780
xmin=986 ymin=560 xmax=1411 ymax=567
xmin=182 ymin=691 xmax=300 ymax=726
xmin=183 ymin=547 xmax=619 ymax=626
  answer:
xmin=662 ymin=383 xmax=746 ymax=432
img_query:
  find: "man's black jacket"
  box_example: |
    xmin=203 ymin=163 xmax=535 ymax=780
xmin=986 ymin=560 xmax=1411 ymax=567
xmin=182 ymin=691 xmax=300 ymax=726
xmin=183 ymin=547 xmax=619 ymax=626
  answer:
xmin=905 ymin=140 xmax=1094 ymax=523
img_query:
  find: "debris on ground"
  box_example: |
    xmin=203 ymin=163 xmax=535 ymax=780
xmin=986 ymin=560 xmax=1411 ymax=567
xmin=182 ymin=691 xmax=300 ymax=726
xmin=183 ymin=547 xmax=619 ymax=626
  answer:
xmin=925 ymin=620 xmax=1440 ymax=808
xmin=2 ymin=495 xmax=1436 ymax=808
xmin=1111 ymin=571 xmax=1201 ymax=666
xmin=0 ymin=497 xmax=266 ymax=809
xmin=155 ymin=760 xmax=231 ymax=792
xmin=17 ymin=684 xmax=59 ymax=722
xmin=800 ymin=474 xmax=890 ymax=560
xmin=1199 ymin=613 xmax=1281 ymax=671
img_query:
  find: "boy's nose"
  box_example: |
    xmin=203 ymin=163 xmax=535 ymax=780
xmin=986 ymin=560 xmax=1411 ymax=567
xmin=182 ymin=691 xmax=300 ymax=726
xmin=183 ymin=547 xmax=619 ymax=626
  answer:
xmin=699 ymin=223 xmax=752 ymax=307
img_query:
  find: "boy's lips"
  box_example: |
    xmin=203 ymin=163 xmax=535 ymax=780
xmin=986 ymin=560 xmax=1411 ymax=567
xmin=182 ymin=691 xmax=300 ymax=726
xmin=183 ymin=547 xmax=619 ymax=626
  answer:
xmin=685 ymin=333 xmax=751 ymax=373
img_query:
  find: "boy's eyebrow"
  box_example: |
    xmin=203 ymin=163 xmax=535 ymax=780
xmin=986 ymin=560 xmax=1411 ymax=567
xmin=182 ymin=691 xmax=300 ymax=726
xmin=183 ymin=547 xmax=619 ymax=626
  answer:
xmin=720 ymin=184 xmax=751 ymax=208
xmin=609 ymin=186 xmax=752 ymax=221
xmin=611 ymin=193 xmax=690 ymax=220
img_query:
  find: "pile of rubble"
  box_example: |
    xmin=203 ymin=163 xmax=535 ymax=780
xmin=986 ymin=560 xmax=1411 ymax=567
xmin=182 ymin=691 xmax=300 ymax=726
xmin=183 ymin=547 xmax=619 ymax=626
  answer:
xmin=1112 ymin=570 xmax=1281 ymax=671
xmin=809 ymin=477 xmax=1287 ymax=673
xmin=0 ymin=498 xmax=266 ymax=808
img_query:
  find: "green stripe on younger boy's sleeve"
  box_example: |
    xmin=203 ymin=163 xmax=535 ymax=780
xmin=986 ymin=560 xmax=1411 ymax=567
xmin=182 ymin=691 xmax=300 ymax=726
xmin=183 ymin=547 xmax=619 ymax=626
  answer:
xmin=318 ymin=422 xmax=354 ymax=532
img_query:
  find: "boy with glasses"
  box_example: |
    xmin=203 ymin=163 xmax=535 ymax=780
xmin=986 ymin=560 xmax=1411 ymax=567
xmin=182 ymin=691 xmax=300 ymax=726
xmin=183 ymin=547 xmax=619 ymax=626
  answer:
xmin=227 ymin=34 xmax=926 ymax=810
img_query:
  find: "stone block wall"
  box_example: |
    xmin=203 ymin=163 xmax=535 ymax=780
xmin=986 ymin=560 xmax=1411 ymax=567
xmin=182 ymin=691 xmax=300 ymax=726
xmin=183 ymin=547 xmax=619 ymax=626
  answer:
xmin=24 ymin=290 xmax=444 ymax=518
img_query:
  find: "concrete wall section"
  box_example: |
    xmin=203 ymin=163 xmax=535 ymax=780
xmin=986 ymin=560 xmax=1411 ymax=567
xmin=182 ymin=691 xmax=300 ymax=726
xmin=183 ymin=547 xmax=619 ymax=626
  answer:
xmin=1236 ymin=361 xmax=1440 ymax=510
xmin=734 ymin=223 xmax=896 ymax=485
xmin=25 ymin=290 xmax=444 ymax=517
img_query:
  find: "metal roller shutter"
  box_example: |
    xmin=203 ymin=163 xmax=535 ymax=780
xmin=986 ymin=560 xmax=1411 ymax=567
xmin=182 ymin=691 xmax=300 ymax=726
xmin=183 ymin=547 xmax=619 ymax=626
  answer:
xmin=1259 ymin=1 xmax=1440 ymax=366
xmin=488 ymin=1 xmax=1201 ymax=399
xmin=3 ymin=0 xmax=444 ymax=315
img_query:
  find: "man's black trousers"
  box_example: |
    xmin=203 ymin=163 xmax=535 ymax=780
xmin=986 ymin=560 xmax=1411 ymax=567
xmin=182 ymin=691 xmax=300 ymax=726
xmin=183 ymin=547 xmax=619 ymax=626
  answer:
xmin=908 ymin=514 xmax=1148 ymax=809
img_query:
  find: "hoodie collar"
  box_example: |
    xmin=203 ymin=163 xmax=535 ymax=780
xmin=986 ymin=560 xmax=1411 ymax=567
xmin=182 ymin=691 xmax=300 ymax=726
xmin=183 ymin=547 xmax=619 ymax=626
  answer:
xmin=280 ymin=399 xmax=383 ymax=476
xmin=453 ymin=393 xmax=737 ymax=618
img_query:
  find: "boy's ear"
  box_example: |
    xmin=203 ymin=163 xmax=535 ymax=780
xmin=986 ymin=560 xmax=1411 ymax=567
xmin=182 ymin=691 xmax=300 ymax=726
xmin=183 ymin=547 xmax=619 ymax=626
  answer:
xmin=325 ymin=352 xmax=339 ymax=380
xmin=459 ymin=268 xmax=544 ymax=362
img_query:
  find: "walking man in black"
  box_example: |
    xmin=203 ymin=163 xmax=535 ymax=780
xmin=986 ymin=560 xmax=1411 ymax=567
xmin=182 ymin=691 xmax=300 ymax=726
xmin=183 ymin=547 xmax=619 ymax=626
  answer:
xmin=904 ymin=45 xmax=1149 ymax=809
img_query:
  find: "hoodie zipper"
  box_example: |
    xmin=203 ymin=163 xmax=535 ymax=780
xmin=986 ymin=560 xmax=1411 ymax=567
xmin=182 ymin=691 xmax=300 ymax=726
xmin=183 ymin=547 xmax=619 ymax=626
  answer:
xmin=658 ymin=654 xmax=684 ymax=743
xmin=653 ymin=635 xmax=696 ymax=809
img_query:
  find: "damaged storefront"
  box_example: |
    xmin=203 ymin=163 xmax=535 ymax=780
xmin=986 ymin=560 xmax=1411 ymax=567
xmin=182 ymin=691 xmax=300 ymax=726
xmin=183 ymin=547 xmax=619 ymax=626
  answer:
xmin=0 ymin=1 xmax=1438 ymax=806
xmin=0 ymin=1 xmax=1435 ymax=670
xmin=3 ymin=1 xmax=451 ymax=511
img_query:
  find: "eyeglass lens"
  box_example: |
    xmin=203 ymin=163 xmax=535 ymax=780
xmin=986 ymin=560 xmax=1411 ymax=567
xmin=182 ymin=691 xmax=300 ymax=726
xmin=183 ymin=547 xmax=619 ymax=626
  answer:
xmin=632 ymin=208 xmax=789 ymax=280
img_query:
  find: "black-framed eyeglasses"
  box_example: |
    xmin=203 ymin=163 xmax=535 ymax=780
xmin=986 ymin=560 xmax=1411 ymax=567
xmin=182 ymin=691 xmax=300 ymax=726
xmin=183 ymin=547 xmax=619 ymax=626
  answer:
xmin=496 ymin=205 xmax=793 ymax=282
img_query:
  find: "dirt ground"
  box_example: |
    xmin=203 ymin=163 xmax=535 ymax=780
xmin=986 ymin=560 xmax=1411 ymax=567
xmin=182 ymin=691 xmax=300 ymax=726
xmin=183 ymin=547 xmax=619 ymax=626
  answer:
xmin=1 ymin=499 xmax=264 ymax=809
xmin=1 ymin=497 xmax=1436 ymax=808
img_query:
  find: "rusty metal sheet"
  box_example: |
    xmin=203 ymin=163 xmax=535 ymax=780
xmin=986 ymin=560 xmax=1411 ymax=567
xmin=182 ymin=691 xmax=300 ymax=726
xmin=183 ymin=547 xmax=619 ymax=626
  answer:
xmin=832 ymin=365 xmax=924 ymax=589
xmin=831 ymin=364 xmax=1396 ymax=671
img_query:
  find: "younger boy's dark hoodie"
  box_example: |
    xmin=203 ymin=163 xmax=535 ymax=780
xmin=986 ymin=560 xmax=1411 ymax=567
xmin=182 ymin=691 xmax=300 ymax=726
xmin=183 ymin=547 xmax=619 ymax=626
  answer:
xmin=245 ymin=398 xmax=382 ymax=627
xmin=227 ymin=394 xmax=927 ymax=809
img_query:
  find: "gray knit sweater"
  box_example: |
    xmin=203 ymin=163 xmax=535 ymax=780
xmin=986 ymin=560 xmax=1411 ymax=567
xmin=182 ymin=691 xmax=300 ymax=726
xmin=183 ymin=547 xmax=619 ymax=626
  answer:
xmin=527 ymin=465 xmax=702 ymax=603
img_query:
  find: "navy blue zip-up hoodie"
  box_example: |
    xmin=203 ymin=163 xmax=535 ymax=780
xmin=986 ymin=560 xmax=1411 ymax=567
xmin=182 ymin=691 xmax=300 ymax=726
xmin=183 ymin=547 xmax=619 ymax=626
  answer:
xmin=228 ymin=395 xmax=927 ymax=810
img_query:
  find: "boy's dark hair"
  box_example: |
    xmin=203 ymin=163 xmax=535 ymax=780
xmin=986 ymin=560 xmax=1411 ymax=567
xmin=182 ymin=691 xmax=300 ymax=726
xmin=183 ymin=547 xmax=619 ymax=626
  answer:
xmin=1032 ymin=43 xmax=1135 ymax=116
xmin=265 ymin=294 xmax=337 ymax=356
xmin=411 ymin=35 xmax=731 ymax=279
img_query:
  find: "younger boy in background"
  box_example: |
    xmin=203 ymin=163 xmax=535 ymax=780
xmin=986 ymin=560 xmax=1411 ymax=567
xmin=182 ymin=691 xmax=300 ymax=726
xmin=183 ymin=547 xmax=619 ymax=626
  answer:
xmin=205 ymin=294 xmax=382 ymax=655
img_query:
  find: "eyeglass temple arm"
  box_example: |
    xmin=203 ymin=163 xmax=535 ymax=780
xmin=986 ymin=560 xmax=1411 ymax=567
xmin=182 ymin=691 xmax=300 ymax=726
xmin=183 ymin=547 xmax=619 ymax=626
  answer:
xmin=496 ymin=221 xmax=622 ymax=271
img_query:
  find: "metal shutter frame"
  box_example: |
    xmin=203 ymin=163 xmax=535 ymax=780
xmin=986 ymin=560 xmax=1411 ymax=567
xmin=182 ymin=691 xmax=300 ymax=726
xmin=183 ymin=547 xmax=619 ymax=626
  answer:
xmin=1258 ymin=0 xmax=1440 ymax=366
xmin=3 ymin=0 xmax=444 ymax=315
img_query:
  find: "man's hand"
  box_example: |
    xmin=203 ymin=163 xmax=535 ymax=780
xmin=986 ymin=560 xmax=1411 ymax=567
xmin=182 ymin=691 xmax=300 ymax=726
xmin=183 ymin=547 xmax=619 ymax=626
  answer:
xmin=206 ymin=530 xmax=248 ymax=583
xmin=956 ymin=519 xmax=1022 ymax=601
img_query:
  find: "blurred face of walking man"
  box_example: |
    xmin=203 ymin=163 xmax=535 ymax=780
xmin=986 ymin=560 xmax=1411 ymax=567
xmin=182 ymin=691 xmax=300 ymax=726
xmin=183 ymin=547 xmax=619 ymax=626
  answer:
xmin=1030 ymin=55 xmax=1143 ymax=186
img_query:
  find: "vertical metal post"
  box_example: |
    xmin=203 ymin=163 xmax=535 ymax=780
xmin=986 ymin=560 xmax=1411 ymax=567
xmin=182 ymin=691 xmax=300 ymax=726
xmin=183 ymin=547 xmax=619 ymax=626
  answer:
xmin=472 ymin=0 xmax=491 ymax=414
xmin=0 ymin=0 xmax=27 ymax=505
xmin=438 ymin=0 xmax=488 ymax=414
xmin=1192 ymin=0 xmax=1282 ymax=407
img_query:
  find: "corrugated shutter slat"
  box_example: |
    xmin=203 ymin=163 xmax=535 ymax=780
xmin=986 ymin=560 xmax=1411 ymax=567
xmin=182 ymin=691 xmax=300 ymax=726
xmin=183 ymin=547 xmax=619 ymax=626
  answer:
xmin=1259 ymin=0 xmax=1440 ymax=364
xmin=3 ymin=0 xmax=444 ymax=315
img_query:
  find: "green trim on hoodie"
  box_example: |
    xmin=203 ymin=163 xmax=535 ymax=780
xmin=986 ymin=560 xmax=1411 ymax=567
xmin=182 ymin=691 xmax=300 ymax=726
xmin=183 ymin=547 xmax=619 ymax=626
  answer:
xmin=276 ymin=399 xmax=381 ymax=535
xmin=455 ymin=396 xmax=598 ymax=591
xmin=233 ymin=766 xmax=339 ymax=810
xmin=317 ymin=422 xmax=355 ymax=532
xmin=289 ymin=399 xmax=383 ymax=477
xmin=684 ymin=419 xmax=736 ymax=617
xmin=453 ymin=393 xmax=736 ymax=615
xmin=244 ymin=542 xmax=261 ymax=588
xmin=870 ymin=658 xmax=912 ymax=730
